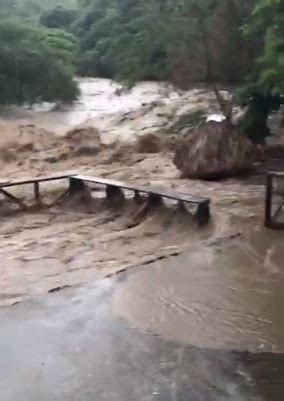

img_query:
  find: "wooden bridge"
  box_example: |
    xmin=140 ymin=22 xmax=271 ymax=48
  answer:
xmin=0 ymin=173 xmax=211 ymax=226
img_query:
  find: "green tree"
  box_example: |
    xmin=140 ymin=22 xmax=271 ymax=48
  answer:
xmin=239 ymin=0 xmax=284 ymax=143
xmin=17 ymin=0 xmax=77 ymax=18
xmin=253 ymin=0 xmax=284 ymax=94
xmin=74 ymin=0 xmax=255 ymax=85
xmin=0 ymin=17 xmax=78 ymax=104
xmin=40 ymin=6 xmax=78 ymax=30
xmin=74 ymin=0 xmax=174 ymax=81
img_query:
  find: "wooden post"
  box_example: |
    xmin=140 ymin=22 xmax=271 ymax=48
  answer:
xmin=134 ymin=190 xmax=143 ymax=204
xmin=106 ymin=185 xmax=125 ymax=203
xmin=68 ymin=177 xmax=93 ymax=205
xmin=147 ymin=193 xmax=162 ymax=207
xmin=177 ymin=200 xmax=186 ymax=211
xmin=69 ymin=177 xmax=87 ymax=195
xmin=265 ymin=174 xmax=273 ymax=228
xmin=196 ymin=201 xmax=210 ymax=226
xmin=34 ymin=182 xmax=41 ymax=206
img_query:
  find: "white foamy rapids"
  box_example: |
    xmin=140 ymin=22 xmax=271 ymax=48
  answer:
xmin=0 ymin=78 xmax=231 ymax=143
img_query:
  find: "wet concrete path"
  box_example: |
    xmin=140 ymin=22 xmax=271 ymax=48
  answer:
xmin=0 ymin=277 xmax=283 ymax=401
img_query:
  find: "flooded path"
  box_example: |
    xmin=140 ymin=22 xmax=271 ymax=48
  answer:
xmin=0 ymin=277 xmax=284 ymax=401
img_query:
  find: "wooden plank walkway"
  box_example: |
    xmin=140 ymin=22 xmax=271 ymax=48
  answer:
xmin=0 ymin=173 xmax=211 ymax=225
xmin=74 ymin=175 xmax=210 ymax=205
xmin=71 ymin=175 xmax=210 ymax=226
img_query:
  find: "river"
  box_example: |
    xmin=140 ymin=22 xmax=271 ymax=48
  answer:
xmin=0 ymin=77 xmax=223 ymax=142
xmin=0 ymin=78 xmax=283 ymax=356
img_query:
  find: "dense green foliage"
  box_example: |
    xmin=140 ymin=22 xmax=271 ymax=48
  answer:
xmin=0 ymin=0 xmax=78 ymax=104
xmin=251 ymin=0 xmax=284 ymax=94
xmin=40 ymin=6 xmax=78 ymax=30
xmin=13 ymin=0 xmax=77 ymax=19
xmin=239 ymin=0 xmax=284 ymax=143
xmin=73 ymin=0 xmax=256 ymax=86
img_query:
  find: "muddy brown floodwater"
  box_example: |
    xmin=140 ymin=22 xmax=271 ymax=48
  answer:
xmin=113 ymin=229 xmax=284 ymax=353
xmin=0 ymin=78 xmax=283 ymax=356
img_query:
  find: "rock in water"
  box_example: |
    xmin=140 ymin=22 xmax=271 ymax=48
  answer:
xmin=173 ymin=122 xmax=255 ymax=179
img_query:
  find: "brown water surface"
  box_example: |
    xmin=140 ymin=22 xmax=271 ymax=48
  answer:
xmin=0 ymin=77 xmax=283 ymax=357
xmin=113 ymin=227 xmax=284 ymax=352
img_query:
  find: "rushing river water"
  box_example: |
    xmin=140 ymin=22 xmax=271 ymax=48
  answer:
xmin=0 ymin=78 xmax=175 ymax=134
xmin=0 ymin=77 xmax=223 ymax=143
xmin=0 ymin=77 xmax=283 ymax=356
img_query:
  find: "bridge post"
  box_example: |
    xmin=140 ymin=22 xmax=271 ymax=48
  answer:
xmin=134 ymin=190 xmax=143 ymax=204
xmin=196 ymin=202 xmax=210 ymax=226
xmin=69 ymin=177 xmax=87 ymax=195
xmin=34 ymin=182 xmax=41 ymax=207
xmin=106 ymin=185 xmax=125 ymax=203
xmin=68 ymin=177 xmax=92 ymax=204
xmin=147 ymin=193 xmax=162 ymax=207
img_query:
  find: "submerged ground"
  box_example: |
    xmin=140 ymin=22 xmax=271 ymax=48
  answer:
xmin=0 ymin=78 xmax=283 ymax=400
xmin=1 ymin=277 xmax=284 ymax=401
